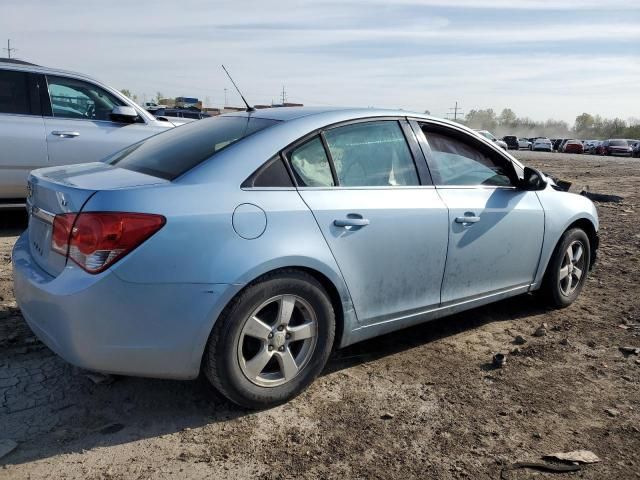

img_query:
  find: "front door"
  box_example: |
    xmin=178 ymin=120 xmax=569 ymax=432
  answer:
xmin=418 ymin=123 xmax=545 ymax=304
xmin=288 ymin=120 xmax=449 ymax=325
xmin=43 ymin=74 xmax=162 ymax=166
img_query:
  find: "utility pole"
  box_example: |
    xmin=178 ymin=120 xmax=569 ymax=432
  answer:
xmin=4 ymin=39 xmax=17 ymax=59
xmin=224 ymin=88 xmax=228 ymax=107
xmin=281 ymin=86 xmax=287 ymax=105
xmin=446 ymin=101 xmax=463 ymax=121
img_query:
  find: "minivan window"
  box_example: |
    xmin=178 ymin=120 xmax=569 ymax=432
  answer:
xmin=324 ymin=121 xmax=419 ymax=187
xmin=47 ymin=75 xmax=125 ymax=121
xmin=109 ymin=116 xmax=279 ymax=180
xmin=0 ymin=70 xmax=31 ymax=115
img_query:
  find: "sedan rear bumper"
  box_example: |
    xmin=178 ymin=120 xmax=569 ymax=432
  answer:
xmin=12 ymin=232 xmax=240 ymax=379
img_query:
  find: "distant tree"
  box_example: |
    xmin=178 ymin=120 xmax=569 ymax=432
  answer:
xmin=156 ymin=91 xmax=163 ymax=103
xmin=424 ymin=109 xmax=431 ymax=115
xmin=498 ymin=108 xmax=517 ymax=128
xmin=465 ymin=108 xmax=498 ymax=131
xmin=120 ymin=88 xmax=132 ymax=99
xmin=574 ymin=113 xmax=595 ymax=137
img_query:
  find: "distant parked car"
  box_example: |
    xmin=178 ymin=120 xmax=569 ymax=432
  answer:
xmin=599 ymin=139 xmax=633 ymax=157
xmin=632 ymin=141 xmax=640 ymax=158
xmin=154 ymin=108 xmax=211 ymax=120
xmin=583 ymin=140 xmax=599 ymax=154
xmin=475 ymin=130 xmax=508 ymax=150
xmin=0 ymin=58 xmax=174 ymax=204
xmin=532 ymin=138 xmax=553 ymax=152
xmin=502 ymin=135 xmax=519 ymax=150
xmin=518 ymin=138 xmax=531 ymax=149
xmin=144 ymin=101 xmax=167 ymax=112
xmin=563 ymin=140 xmax=584 ymax=154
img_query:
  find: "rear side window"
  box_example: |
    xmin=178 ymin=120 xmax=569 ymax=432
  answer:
xmin=0 ymin=70 xmax=31 ymax=115
xmin=289 ymin=136 xmax=335 ymax=187
xmin=109 ymin=116 xmax=279 ymax=180
xmin=324 ymin=121 xmax=419 ymax=187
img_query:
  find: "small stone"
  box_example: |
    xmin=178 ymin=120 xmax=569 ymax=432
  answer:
xmin=84 ymin=372 xmax=115 ymax=385
xmin=622 ymin=375 xmax=633 ymax=382
xmin=513 ymin=335 xmax=527 ymax=345
xmin=380 ymin=412 xmax=394 ymax=420
xmin=619 ymin=346 xmax=640 ymax=356
xmin=587 ymin=340 xmax=597 ymax=348
xmin=533 ymin=326 xmax=547 ymax=337
xmin=605 ymin=408 xmax=620 ymax=418
xmin=560 ymin=338 xmax=570 ymax=346
xmin=492 ymin=353 xmax=507 ymax=368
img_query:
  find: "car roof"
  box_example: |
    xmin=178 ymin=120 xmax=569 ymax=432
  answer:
xmin=0 ymin=59 xmax=104 ymax=84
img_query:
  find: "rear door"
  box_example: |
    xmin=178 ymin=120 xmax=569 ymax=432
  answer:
xmin=43 ymin=75 xmax=165 ymax=166
xmin=289 ymin=119 xmax=449 ymax=325
xmin=0 ymin=69 xmax=48 ymax=199
xmin=415 ymin=121 xmax=544 ymax=304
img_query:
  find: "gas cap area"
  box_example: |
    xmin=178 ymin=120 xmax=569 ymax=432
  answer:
xmin=232 ymin=203 xmax=267 ymax=240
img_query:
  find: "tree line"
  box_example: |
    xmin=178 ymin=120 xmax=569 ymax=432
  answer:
xmin=455 ymin=108 xmax=640 ymax=140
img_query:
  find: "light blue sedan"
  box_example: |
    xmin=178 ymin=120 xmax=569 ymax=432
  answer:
xmin=13 ymin=107 xmax=599 ymax=408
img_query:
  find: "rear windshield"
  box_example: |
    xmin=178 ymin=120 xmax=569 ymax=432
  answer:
xmin=108 ymin=116 xmax=279 ymax=179
xmin=609 ymin=140 xmax=627 ymax=146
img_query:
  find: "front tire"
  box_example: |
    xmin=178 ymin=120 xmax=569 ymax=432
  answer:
xmin=204 ymin=270 xmax=335 ymax=409
xmin=542 ymin=228 xmax=591 ymax=308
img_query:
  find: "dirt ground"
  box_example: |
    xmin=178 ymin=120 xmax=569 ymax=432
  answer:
xmin=1 ymin=151 xmax=639 ymax=479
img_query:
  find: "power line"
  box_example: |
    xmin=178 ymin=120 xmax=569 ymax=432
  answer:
xmin=445 ymin=101 xmax=464 ymax=121
xmin=3 ymin=39 xmax=17 ymax=59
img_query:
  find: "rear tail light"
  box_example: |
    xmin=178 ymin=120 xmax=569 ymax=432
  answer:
xmin=51 ymin=212 xmax=165 ymax=273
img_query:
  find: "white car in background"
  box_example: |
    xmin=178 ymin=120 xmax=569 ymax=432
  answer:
xmin=0 ymin=59 xmax=175 ymax=205
xmin=474 ymin=130 xmax=508 ymax=150
xmin=532 ymin=137 xmax=553 ymax=152
xmin=518 ymin=137 xmax=532 ymax=149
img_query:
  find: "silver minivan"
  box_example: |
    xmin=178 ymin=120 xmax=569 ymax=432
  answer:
xmin=0 ymin=59 xmax=174 ymax=204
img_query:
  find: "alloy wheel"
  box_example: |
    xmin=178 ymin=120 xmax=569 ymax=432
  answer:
xmin=237 ymin=295 xmax=318 ymax=387
xmin=558 ymin=240 xmax=586 ymax=296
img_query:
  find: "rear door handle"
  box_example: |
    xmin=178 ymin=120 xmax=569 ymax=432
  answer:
xmin=455 ymin=215 xmax=480 ymax=224
xmin=334 ymin=218 xmax=370 ymax=228
xmin=51 ymin=131 xmax=80 ymax=138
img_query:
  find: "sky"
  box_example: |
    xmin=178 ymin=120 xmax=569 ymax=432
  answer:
xmin=2 ymin=0 xmax=639 ymax=124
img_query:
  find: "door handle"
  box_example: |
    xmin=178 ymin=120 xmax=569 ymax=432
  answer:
xmin=51 ymin=131 xmax=80 ymax=138
xmin=334 ymin=218 xmax=370 ymax=228
xmin=455 ymin=215 xmax=480 ymax=224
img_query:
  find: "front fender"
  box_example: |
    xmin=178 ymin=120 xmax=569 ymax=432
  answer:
xmin=532 ymin=186 xmax=599 ymax=288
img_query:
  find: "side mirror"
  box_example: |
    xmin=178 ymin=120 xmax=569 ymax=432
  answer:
xmin=520 ymin=166 xmax=547 ymax=191
xmin=110 ymin=105 xmax=139 ymax=123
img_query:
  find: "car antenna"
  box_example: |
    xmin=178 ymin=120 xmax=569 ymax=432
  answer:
xmin=221 ymin=65 xmax=255 ymax=113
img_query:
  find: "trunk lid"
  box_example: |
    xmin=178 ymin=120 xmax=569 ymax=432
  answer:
xmin=27 ymin=162 xmax=167 ymax=277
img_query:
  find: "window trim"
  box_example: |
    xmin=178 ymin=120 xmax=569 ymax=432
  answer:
xmin=410 ymin=119 xmax=520 ymax=188
xmin=282 ymin=117 xmax=428 ymax=190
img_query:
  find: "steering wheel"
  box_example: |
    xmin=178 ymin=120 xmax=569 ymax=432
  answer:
xmin=85 ymin=103 xmax=95 ymax=119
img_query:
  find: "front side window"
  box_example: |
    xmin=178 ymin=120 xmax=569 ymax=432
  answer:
xmin=289 ymin=136 xmax=334 ymax=187
xmin=0 ymin=70 xmax=32 ymax=115
xmin=422 ymin=128 xmax=513 ymax=187
xmin=47 ymin=75 xmax=125 ymax=121
xmin=324 ymin=121 xmax=419 ymax=187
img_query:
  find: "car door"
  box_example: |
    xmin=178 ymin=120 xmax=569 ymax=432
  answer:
xmin=43 ymin=75 xmax=164 ymax=166
xmin=0 ymin=69 xmax=48 ymax=200
xmin=415 ymin=122 xmax=544 ymax=304
xmin=289 ymin=119 xmax=449 ymax=325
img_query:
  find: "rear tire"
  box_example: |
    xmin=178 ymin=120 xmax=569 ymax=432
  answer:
xmin=204 ymin=270 xmax=335 ymax=409
xmin=541 ymin=228 xmax=591 ymax=308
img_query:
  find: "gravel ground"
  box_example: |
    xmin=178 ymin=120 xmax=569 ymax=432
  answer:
xmin=1 ymin=150 xmax=639 ymax=479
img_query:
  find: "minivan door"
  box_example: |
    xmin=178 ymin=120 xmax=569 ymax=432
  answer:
xmin=289 ymin=120 xmax=449 ymax=325
xmin=42 ymin=75 xmax=165 ymax=166
xmin=0 ymin=70 xmax=48 ymax=200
